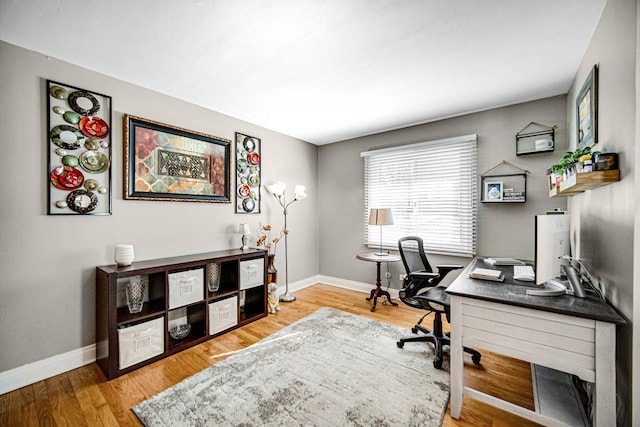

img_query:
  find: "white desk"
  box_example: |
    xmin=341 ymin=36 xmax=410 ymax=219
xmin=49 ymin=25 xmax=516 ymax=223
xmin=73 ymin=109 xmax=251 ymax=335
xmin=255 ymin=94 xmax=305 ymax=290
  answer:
xmin=447 ymin=258 xmax=625 ymax=427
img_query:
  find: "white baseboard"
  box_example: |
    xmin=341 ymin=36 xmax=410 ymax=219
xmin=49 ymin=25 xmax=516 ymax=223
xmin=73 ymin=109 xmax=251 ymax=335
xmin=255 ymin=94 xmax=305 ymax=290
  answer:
xmin=0 ymin=277 xmax=397 ymax=395
xmin=316 ymin=275 xmax=400 ymax=300
xmin=284 ymin=274 xmax=398 ymax=299
xmin=0 ymin=344 xmax=96 ymax=395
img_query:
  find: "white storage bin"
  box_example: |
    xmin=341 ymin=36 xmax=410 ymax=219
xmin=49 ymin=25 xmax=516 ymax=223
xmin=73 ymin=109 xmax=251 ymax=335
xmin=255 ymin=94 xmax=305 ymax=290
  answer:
xmin=239 ymin=259 xmax=264 ymax=290
xmin=209 ymin=296 xmax=238 ymax=335
xmin=168 ymin=268 xmax=204 ymax=309
xmin=118 ymin=317 xmax=164 ymax=369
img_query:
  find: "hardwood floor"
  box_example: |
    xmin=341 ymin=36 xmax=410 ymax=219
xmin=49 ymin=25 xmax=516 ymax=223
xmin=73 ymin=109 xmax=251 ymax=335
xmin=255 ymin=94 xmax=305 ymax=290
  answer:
xmin=0 ymin=284 xmax=541 ymax=426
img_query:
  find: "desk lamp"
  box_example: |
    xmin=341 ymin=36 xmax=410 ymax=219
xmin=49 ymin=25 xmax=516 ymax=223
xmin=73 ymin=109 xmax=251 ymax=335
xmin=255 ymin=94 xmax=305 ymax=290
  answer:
xmin=369 ymin=208 xmax=393 ymax=255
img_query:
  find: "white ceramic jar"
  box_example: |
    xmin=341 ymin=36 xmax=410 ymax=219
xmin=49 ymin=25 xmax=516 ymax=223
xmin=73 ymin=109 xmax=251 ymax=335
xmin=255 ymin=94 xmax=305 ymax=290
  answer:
xmin=114 ymin=244 xmax=135 ymax=266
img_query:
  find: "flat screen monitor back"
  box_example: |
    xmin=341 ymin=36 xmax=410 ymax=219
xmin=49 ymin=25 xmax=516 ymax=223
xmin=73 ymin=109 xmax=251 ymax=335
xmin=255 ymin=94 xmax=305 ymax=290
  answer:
xmin=535 ymin=215 xmax=570 ymax=285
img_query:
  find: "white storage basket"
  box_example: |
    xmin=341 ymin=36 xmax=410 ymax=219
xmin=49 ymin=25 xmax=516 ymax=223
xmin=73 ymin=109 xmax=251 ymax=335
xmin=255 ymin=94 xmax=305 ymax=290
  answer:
xmin=118 ymin=317 xmax=164 ymax=369
xmin=239 ymin=259 xmax=264 ymax=290
xmin=168 ymin=268 xmax=204 ymax=309
xmin=209 ymin=296 xmax=238 ymax=335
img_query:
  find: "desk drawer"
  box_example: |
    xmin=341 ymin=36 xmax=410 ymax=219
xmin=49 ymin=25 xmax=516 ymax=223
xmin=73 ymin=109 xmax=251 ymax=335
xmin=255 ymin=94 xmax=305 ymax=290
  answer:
xmin=459 ymin=299 xmax=596 ymax=379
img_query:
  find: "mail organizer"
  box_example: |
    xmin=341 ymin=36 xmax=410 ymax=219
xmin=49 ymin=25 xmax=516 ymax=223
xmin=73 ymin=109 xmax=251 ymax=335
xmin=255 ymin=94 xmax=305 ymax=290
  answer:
xmin=96 ymin=249 xmax=267 ymax=379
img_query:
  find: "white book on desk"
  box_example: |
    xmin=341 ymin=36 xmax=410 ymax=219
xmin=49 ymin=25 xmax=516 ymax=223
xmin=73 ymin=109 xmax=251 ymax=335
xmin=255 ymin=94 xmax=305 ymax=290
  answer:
xmin=485 ymin=257 xmax=525 ymax=266
xmin=469 ymin=267 xmax=505 ymax=282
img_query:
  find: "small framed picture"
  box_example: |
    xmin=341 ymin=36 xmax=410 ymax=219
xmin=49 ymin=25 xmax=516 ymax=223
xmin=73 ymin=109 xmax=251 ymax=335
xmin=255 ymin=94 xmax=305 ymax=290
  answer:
xmin=484 ymin=181 xmax=503 ymax=201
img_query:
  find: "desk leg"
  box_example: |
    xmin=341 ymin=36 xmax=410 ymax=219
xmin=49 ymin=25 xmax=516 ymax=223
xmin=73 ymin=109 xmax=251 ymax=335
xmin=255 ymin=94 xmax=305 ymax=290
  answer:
xmin=594 ymin=321 xmax=616 ymax=426
xmin=449 ymin=295 xmax=464 ymax=419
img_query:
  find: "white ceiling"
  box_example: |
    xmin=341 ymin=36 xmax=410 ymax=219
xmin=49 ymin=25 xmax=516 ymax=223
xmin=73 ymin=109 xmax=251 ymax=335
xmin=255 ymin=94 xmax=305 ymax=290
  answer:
xmin=0 ymin=0 xmax=606 ymax=145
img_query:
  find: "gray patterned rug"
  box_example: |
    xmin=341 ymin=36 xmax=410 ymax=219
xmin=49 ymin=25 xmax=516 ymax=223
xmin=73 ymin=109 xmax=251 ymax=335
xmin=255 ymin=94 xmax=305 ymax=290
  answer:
xmin=132 ymin=307 xmax=449 ymax=426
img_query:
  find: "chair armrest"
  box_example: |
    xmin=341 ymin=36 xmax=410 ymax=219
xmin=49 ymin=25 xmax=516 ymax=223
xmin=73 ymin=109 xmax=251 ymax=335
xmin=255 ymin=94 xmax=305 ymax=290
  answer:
xmin=408 ymin=271 xmax=440 ymax=281
xmin=436 ymin=264 xmax=464 ymax=270
xmin=436 ymin=264 xmax=463 ymax=279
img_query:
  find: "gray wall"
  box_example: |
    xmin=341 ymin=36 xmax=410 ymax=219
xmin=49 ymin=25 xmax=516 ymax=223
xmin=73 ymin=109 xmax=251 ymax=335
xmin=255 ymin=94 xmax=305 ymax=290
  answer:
xmin=319 ymin=96 xmax=568 ymax=288
xmin=0 ymin=41 xmax=319 ymax=373
xmin=565 ymin=0 xmax=636 ymax=424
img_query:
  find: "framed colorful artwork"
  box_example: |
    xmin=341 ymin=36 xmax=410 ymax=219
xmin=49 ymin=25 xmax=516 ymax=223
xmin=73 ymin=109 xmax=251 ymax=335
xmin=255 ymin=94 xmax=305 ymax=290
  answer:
xmin=576 ymin=64 xmax=598 ymax=150
xmin=124 ymin=115 xmax=231 ymax=203
xmin=47 ymin=80 xmax=112 ymax=215
xmin=235 ymin=132 xmax=261 ymax=214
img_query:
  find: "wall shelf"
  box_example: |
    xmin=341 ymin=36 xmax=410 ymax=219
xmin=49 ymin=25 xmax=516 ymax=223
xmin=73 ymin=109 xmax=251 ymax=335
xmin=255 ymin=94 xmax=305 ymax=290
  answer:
xmin=548 ymin=170 xmax=620 ymax=197
xmin=515 ymin=122 xmax=557 ymax=156
xmin=481 ymin=160 xmax=529 ymax=203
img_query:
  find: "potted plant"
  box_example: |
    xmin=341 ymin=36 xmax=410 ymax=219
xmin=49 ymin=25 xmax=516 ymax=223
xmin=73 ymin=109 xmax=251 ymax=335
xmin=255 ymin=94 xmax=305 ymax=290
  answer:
xmin=548 ymin=147 xmax=600 ymax=180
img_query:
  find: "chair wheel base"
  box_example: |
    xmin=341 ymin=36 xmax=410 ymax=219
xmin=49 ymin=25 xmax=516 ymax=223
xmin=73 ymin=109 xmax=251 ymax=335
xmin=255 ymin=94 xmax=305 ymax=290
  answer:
xmin=396 ymin=341 xmax=404 ymax=348
xmin=433 ymin=359 xmax=443 ymax=369
xmin=472 ymin=354 xmax=481 ymax=364
xmin=411 ymin=327 xmax=418 ymax=334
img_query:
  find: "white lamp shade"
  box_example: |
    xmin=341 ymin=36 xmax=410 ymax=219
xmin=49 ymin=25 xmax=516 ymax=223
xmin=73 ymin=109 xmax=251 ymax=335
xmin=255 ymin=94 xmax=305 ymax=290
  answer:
xmin=294 ymin=185 xmax=307 ymax=201
xmin=368 ymin=208 xmax=393 ymax=226
xmin=239 ymin=223 xmax=251 ymax=234
xmin=267 ymin=181 xmax=286 ymax=196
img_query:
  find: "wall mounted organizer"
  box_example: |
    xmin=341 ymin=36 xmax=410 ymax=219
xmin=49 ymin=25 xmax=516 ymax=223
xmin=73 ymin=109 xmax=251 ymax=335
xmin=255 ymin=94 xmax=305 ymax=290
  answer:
xmin=481 ymin=160 xmax=529 ymax=203
xmin=515 ymin=122 xmax=557 ymax=156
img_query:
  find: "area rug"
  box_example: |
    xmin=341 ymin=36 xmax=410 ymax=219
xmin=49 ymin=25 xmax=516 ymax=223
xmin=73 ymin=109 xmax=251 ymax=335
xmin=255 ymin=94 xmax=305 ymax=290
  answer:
xmin=132 ymin=307 xmax=449 ymax=426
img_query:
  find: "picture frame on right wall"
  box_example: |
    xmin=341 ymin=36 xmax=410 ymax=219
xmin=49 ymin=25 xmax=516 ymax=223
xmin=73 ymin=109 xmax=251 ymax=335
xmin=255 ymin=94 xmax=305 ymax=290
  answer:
xmin=576 ymin=64 xmax=598 ymax=150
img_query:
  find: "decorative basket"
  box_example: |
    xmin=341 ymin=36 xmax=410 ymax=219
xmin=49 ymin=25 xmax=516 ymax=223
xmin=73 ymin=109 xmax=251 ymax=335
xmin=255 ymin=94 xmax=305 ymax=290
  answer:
xmin=169 ymin=324 xmax=191 ymax=340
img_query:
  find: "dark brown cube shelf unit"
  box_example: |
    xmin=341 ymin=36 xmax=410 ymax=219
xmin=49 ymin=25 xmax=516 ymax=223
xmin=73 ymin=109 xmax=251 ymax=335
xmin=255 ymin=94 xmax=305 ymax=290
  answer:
xmin=96 ymin=249 xmax=267 ymax=380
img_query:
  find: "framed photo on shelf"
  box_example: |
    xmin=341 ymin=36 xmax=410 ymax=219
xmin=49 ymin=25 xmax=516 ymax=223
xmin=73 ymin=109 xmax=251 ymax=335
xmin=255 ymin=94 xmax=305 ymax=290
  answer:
xmin=124 ymin=115 xmax=231 ymax=203
xmin=484 ymin=181 xmax=503 ymax=202
xmin=576 ymin=64 xmax=598 ymax=150
xmin=235 ymin=132 xmax=261 ymax=214
xmin=47 ymin=80 xmax=112 ymax=215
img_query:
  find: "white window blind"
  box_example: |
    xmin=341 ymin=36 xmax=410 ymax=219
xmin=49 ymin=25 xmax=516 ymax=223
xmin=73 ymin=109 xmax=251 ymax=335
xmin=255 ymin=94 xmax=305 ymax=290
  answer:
xmin=362 ymin=134 xmax=478 ymax=257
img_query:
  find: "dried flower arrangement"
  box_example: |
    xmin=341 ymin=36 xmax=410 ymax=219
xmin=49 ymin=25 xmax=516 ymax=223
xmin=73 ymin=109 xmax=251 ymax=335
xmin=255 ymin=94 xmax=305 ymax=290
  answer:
xmin=256 ymin=224 xmax=287 ymax=255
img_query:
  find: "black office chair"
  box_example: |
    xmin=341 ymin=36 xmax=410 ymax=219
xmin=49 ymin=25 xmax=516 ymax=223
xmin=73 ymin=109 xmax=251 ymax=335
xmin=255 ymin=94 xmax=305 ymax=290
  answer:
xmin=396 ymin=236 xmax=481 ymax=369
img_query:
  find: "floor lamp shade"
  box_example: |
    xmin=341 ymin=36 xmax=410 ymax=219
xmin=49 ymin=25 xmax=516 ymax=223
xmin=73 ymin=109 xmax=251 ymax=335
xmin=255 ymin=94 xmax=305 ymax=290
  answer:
xmin=369 ymin=208 xmax=393 ymax=255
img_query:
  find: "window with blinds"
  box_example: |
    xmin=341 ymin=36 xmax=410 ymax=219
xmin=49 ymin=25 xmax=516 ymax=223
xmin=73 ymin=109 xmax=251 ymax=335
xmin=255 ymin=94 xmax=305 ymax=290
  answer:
xmin=361 ymin=134 xmax=478 ymax=257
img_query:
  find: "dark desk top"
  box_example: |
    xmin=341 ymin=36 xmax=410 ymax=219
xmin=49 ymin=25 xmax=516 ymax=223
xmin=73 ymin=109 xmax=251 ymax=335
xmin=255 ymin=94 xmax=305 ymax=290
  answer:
xmin=446 ymin=257 xmax=626 ymax=325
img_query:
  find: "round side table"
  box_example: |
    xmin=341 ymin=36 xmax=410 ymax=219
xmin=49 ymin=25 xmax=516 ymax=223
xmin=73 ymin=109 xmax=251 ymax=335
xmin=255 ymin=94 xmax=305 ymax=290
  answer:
xmin=356 ymin=252 xmax=401 ymax=311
